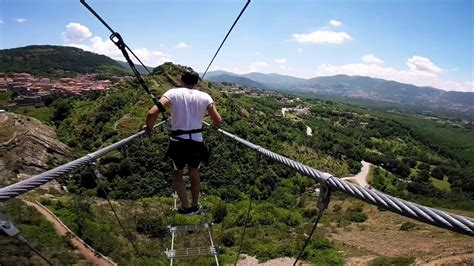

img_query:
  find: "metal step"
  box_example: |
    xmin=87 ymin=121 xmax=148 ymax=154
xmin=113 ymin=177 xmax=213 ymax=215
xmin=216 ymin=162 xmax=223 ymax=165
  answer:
xmin=165 ymin=246 xmax=218 ymax=259
xmin=169 ymin=223 xmax=211 ymax=232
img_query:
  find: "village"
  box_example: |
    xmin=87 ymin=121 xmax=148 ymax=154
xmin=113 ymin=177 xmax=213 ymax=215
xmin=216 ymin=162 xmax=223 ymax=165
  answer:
xmin=0 ymin=72 xmax=125 ymax=106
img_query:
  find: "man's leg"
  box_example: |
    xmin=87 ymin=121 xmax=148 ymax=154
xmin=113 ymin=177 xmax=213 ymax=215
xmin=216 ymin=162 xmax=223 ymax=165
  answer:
xmin=171 ymin=169 xmax=189 ymax=208
xmin=188 ymin=166 xmax=201 ymax=207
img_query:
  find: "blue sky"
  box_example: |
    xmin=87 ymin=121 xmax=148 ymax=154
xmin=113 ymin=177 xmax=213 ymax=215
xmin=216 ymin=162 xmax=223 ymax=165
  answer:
xmin=0 ymin=0 xmax=472 ymax=91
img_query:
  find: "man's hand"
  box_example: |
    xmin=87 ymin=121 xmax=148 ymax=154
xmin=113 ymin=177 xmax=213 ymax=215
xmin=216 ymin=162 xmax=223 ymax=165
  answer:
xmin=143 ymin=124 xmax=154 ymax=135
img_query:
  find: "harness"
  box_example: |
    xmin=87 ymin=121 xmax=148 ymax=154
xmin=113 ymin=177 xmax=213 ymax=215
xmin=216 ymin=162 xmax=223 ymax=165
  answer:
xmin=170 ymin=128 xmax=204 ymax=140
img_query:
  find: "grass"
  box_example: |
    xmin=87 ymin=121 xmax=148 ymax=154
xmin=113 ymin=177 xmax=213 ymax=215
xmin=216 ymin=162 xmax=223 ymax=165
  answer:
xmin=7 ymin=105 xmax=54 ymax=124
xmin=430 ymin=176 xmax=451 ymax=192
xmin=0 ymin=91 xmax=12 ymax=107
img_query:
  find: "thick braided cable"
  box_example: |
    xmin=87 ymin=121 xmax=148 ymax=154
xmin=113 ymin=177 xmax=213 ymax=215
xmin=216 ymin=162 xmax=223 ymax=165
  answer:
xmin=0 ymin=121 xmax=168 ymax=201
xmin=213 ymin=126 xmax=474 ymax=236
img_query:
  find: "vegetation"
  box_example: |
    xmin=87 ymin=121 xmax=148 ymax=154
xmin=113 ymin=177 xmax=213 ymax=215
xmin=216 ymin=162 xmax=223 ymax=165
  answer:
xmin=3 ymin=61 xmax=474 ymax=264
xmin=0 ymin=45 xmax=130 ymax=78
xmin=0 ymin=199 xmax=83 ymax=265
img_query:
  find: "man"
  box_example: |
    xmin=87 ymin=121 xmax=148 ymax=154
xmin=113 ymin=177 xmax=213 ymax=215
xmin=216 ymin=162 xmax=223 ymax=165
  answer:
xmin=145 ymin=70 xmax=222 ymax=215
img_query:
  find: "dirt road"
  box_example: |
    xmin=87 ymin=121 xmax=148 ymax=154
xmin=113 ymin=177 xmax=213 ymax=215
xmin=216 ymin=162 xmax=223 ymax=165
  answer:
xmin=23 ymin=200 xmax=116 ymax=266
xmin=342 ymin=161 xmax=371 ymax=187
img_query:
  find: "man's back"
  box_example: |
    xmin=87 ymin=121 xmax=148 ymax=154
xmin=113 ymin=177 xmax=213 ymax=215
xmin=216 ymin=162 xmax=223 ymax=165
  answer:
xmin=163 ymin=87 xmax=213 ymax=141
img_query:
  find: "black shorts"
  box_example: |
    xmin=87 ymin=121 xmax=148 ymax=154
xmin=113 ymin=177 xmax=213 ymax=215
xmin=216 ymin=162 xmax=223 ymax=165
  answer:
xmin=166 ymin=137 xmax=210 ymax=170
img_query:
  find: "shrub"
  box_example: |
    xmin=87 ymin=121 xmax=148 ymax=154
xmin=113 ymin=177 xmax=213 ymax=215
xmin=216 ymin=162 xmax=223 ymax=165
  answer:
xmin=346 ymin=211 xmax=368 ymax=223
xmin=212 ymin=202 xmax=228 ymax=224
xmin=399 ymin=221 xmax=419 ymax=231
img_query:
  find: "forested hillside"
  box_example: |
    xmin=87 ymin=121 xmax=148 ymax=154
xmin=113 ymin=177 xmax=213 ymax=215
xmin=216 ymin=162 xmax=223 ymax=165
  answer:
xmin=0 ymin=45 xmax=130 ymax=78
xmin=1 ymin=62 xmax=473 ymax=265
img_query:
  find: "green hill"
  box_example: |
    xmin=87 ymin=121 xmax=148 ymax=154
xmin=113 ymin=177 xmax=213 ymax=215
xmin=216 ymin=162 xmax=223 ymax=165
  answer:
xmin=0 ymin=45 xmax=130 ymax=78
xmin=2 ymin=62 xmax=473 ymax=265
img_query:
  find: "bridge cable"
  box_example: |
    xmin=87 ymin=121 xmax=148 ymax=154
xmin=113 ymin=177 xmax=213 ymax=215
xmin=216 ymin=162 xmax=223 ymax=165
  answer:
xmin=80 ymin=0 xmax=167 ymax=121
xmin=216 ymin=140 xmax=239 ymax=249
xmin=0 ymin=211 xmax=53 ymax=265
xmin=294 ymin=180 xmax=331 ymax=265
xmin=201 ymin=0 xmax=251 ymax=80
xmin=90 ymin=162 xmax=148 ymax=265
xmin=233 ymin=152 xmax=261 ymax=265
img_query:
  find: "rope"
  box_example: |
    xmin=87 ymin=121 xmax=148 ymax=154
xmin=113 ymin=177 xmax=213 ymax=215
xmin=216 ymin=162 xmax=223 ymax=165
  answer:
xmin=0 ymin=121 xmax=167 ymax=202
xmin=205 ymin=123 xmax=474 ymax=236
xmin=1 ymin=119 xmax=473 ymax=235
xmin=80 ymin=0 xmax=167 ymax=121
xmin=79 ymin=0 xmax=151 ymax=75
xmin=201 ymin=0 xmax=252 ymax=80
xmin=233 ymin=152 xmax=260 ymax=266
xmin=20 ymin=236 xmax=54 ymax=266
xmin=293 ymin=182 xmax=331 ymax=266
xmin=0 ymin=212 xmax=53 ymax=265
xmin=90 ymin=163 xmax=148 ymax=265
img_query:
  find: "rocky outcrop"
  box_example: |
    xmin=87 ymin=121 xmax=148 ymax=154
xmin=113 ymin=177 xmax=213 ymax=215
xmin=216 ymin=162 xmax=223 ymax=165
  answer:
xmin=0 ymin=112 xmax=71 ymax=185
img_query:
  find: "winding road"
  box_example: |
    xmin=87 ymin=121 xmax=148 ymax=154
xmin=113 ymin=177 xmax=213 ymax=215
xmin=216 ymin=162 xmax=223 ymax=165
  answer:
xmin=341 ymin=160 xmax=372 ymax=187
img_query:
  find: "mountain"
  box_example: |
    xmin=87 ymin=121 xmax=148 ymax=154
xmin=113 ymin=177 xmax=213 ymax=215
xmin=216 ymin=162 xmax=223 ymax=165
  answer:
xmin=306 ymin=75 xmax=474 ymax=113
xmin=0 ymin=45 xmax=130 ymax=78
xmin=241 ymin=72 xmax=306 ymax=89
xmin=116 ymin=60 xmax=153 ymax=74
xmin=205 ymin=71 xmax=474 ymax=116
xmin=207 ymin=74 xmax=267 ymax=88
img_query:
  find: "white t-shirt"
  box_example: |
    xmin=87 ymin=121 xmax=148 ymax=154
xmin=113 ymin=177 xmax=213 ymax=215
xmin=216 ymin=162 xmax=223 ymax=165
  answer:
xmin=163 ymin=87 xmax=213 ymax=142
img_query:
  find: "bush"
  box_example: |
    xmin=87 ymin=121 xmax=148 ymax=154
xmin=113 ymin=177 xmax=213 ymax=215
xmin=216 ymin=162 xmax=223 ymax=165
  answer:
xmin=221 ymin=232 xmax=235 ymax=247
xmin=399 ymin=221 xmax=419 ymax=231
xmin=346 ymin=211 xmax=368 ymax=223
xmin=136 ymin=217 xmax=169 ymax=238
xmin=212 ymin=202 xmax=228 ymax=224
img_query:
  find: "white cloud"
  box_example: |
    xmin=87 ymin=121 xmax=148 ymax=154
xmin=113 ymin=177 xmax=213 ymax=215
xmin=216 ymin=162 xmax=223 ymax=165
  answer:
xmin=313 ymin=55 xmax=472 ymax=92
xmin=297 ymin=48 xmax=303 ymax=53
xmin=407 ymin=55 xmax=442 ymax=74
xmin=67 ymin=36 xmax=123 ymax=60
xmin=362 ymin=54 xmax=384 ymax=65
xmin=246 ymin=61 xmax=269 ymax=72
xmin=63 ymin=22 xmax=168 ymax=67
xmin=61 ymin=22 xmax=92 ymax=43
xmin=274 ymin=58 xmax=287 ymax=64
xmin=292 ymin=30 xmax=351 ymax=44
xmin=0 ymin=19 xmax=4 ymax=24
xmin=16 ymin=18 xmax=27 ymax=23
xmin=176 ymin=42 xmax=188 ymax=48
xmin=329 ymin=20 xmax=343 ymax=27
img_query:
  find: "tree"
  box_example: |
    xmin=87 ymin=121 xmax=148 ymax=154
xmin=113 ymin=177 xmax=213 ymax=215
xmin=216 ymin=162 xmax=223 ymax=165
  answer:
xmin=417 ymin=170 xmax=430 ymax=183
xmin=431 ymin=167 xmax=444 ymax=180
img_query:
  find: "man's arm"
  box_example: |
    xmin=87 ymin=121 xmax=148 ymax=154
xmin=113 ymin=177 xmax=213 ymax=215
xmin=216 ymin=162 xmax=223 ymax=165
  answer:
xmin=145 ymin=97 xmax=170 ymax=134
xmin=207 ymin=103 xmax=222 ymax=127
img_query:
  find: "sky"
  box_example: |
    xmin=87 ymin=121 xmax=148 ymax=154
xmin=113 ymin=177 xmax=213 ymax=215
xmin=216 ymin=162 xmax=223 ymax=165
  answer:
xmin=0 ymin=0 xmax=473 ymax=92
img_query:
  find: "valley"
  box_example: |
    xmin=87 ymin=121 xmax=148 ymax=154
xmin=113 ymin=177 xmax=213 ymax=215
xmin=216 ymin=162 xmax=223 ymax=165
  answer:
xmin=0 ymin=47 xmax=473 ymax=265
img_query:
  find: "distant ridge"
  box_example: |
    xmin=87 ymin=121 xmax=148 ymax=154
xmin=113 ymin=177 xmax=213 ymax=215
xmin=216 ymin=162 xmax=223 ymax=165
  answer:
xmin=116 ymin=60 xmax=153 ymax=74
xmin=207 ymin=73 xmax=267 ymax=89
xmin=205 ymin=70 xmax=474 ymax=115
xmin=0 ymin=45 xmax=129 ymax=78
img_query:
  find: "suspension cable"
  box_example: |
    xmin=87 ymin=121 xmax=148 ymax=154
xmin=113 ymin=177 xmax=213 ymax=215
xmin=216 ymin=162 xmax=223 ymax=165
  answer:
xmin=293 ymin=181 xmax=332 ymax=266
xmin=90 ymin=162 xmax=148 ymax=265
xmin=201 ymin=0 xmax=251 ymax=80
xmin=0 ymin=212 xmax=53 ymax=265
xmin=233 ymin=152 xmax=260 ymax=266
xmin=80 ymin=0 xmax=167 ymax=120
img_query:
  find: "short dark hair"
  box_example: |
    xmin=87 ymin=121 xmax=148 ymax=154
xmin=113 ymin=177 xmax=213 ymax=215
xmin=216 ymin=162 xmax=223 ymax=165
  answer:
xmin=181 ymin=70 xmax=199 ymax=86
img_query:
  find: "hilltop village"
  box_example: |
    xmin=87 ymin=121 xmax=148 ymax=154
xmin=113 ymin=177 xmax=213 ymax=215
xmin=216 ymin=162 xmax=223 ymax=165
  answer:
xmin=0 ymin=72 xmax=127 ymax=106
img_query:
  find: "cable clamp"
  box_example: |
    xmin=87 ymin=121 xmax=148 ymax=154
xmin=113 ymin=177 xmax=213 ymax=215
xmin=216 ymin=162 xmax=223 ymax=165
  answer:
xmin=0 ymin=212 xmax=20 ymax=237
xmin=89 ymin=162 xmax=103 ymax=181
xmin=317 ymin=179 xmax=332 ymax=212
